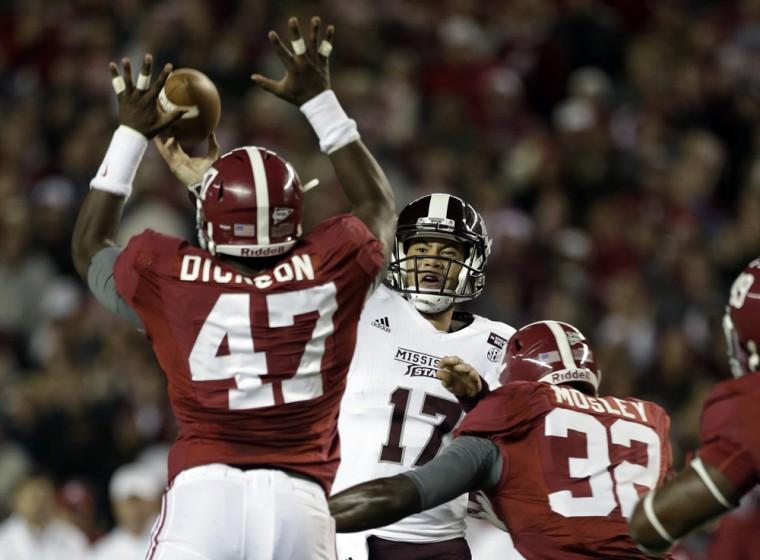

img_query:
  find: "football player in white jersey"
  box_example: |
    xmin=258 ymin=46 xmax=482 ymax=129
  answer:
xmin=332 ymin=193 xmax=520 ymax=560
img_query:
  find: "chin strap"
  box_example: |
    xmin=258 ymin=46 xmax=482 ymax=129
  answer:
xmin=408 ymin=292 xmax=454 ymax=314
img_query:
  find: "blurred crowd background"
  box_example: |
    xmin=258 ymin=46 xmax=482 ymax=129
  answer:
xmin=2 ymin=0 xmax=760 ymax=557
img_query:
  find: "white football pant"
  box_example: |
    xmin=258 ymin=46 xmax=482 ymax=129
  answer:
xmin=465 ymin=517 xmax=525 ymax=560
xmin=146 ymin=464 xmax=336 ymax=560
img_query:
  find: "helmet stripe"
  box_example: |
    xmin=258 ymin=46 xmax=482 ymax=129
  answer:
xmin=246 ymin=147 xmax=270 ymax=245
xmin=545 ymin=321 xmax=577 ymax=371
xmin=427 ymin=193 xmax=451 ymax=218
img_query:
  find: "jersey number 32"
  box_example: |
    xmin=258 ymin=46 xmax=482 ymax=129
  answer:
xmin=545 ymin=408 xmax=662 ymax=519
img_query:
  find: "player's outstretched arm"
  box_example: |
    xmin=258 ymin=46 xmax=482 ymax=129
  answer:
xmin=628 ymin=459 xmax=741 ymax=556
xmin=252 ymin=16 xmax=395 ymax=260
xmin=329 ymin=475 xmax=421 ymax=533
xmin=329 ymin=436 xmax=502 ymax=532
xmin=72 ymin=54 xmax=185 ymax=280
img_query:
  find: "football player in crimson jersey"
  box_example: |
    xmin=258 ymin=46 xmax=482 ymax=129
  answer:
xmin=628 ymin=259 xmax=760 ymax=556
xmin=704 ymin=491 xmax=760 ymax=559
xmin=329 ymin=321 xmax=674 ymax=560
xmin=330 ymin=194 xmax=519 ymax=560
xmin=71 ymin=16 xmax=395 ymax=560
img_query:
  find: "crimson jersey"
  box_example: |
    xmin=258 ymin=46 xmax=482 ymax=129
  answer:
xmin=707 ymin=498 xmax=760 ymax=559
xmin=113 ymin=214 xmax=383 ymax=492
xmin=456 ymin=382 xmax=672 ymax=560
xmin=698 ymin=373 xmax=760 ymax=493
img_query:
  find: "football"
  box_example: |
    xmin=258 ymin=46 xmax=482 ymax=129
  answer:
xmin=157 ymin=68 xmax=221 ymax=146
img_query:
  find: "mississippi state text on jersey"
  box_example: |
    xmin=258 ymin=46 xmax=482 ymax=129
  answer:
xmin=332 ymin=284 xmax=515 ymax=542
xmin=113 ymin=214 xmax=384 ymax=492
xmin=457 ymin=381 xmax=672 ymax=559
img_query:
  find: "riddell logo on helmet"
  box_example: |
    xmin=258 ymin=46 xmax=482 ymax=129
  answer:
xmin=551 ymin=369 xmax=591 ymax=384
xmin=240 ymin=246 xmax=284 ymax=257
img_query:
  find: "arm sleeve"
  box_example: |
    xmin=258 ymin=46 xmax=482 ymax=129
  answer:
xmin=87 ymin=246 xmax=143 ymax=329
xmin=401 ymin=436 xmax=503 ymax=511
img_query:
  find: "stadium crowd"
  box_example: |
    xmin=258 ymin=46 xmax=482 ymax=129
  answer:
xmin=1 ymin=0 xmax=760 ymax=557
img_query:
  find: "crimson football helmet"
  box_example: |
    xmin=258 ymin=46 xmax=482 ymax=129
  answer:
xmin=191 ymin=147 xmax=304 ymax=258
xmin=723 ymin=258 xmax=760 ymax=377
xmin=385 ymin=193 xmax=492 ymax=313
xmin=501 ymin=320 xmax=601 ymax=395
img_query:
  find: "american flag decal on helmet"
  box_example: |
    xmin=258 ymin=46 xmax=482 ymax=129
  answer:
xmin=233 ymin=223 xmax=255 ymax=237
xmin=538 ymin=351 xmax=561 ymax=363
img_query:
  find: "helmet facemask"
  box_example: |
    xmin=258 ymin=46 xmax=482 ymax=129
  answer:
xmin=388 ymin=233 xmax=486 ymax=313
xmin=723 ymin=307 xmax=760 ymax=378
xmin=187 ymin=181 xmax=208 ymax=250
xmin=385 ymin=194 xmax=491 ymax=314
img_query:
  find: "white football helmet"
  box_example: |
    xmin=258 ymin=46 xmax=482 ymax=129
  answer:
xmin=385 ymin=193 xmax=491 ymax=314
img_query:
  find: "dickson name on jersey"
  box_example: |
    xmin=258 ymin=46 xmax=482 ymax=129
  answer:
xmin=178 ymin=253 xmax=314 ymax=288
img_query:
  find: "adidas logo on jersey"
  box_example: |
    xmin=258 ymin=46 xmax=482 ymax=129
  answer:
xmin=371 ymin=316 xmax=391 ymax=332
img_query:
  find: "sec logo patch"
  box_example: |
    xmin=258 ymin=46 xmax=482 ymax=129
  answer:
xmin=487 ymin=347 xmax=501 ymax=362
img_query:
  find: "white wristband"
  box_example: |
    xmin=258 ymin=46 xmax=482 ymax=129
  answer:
xmin=90 ymin=125 xmax=148 ymax=199
xmin=300 ymin=90 xmax=360 ymax=154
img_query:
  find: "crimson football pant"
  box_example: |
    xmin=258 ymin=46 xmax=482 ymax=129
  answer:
xmin=146 ymin=464 xmax=336 ymax=560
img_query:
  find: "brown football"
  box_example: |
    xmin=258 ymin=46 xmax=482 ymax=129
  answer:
xmin=157 ymin=68 xmax=221 ymax=146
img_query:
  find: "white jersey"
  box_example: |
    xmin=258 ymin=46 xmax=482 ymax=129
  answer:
xmin=333 ymin=285 xmax=515 ymax=546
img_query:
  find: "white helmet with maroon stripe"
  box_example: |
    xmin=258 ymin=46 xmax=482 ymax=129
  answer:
xmin=501 ymin=320 xmax=601 ymax=395
xmin=386 ymin=193 xmax=492 ymax=313
xmin=192 ymin=146 xmax=305 ymax=258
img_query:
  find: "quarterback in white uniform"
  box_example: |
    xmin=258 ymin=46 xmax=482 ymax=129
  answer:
xmin=333 ymin=193 xmax=520 ymax=560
